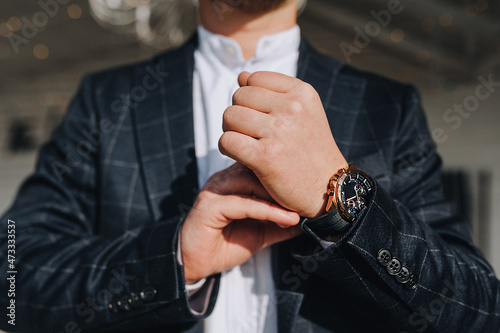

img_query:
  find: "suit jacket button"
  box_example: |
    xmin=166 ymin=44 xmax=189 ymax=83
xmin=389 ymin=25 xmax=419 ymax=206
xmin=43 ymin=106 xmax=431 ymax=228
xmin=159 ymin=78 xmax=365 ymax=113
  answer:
xmin=404 ymin=274 xmax=418 ymax=290
xmin=377 ymin=249 xmax=392 ymax=267
xmin=108 ymin=300 xmax=120 ymax=314
xmin=386 ymin=258 xmax=402 ymax=276
xmin=395 ymin=266 xmax=411 ymax=284
xmin=128 ymin=292 xmax=143 ymax=308
xmin=116 ymin=295 xmax=132 ymax=311
xmin=140 ymin=286 xmax=157 ymax=302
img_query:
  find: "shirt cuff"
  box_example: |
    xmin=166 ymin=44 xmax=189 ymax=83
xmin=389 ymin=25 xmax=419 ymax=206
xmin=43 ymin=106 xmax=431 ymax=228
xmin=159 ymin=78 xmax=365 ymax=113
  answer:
xmin=320 ymin=240 xmax=334 ymax=248
xmin=177 ymin=229 xmax=214 ymax=316
xmin=187 ymin=277 xmax=216 ymax=316
xmin=186 ymin=278 xmax=207 ymax=296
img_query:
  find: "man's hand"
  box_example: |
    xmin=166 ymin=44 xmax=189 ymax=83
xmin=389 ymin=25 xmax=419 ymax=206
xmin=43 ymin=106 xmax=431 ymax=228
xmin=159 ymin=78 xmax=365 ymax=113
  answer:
xmin=181 ymin=163 xmax=301 ymax=285
xmin=219 ymin=71 xmax=348 ymax=218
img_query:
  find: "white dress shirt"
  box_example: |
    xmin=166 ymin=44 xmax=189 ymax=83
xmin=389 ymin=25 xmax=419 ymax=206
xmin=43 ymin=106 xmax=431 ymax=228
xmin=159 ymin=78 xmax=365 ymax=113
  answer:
xmin=192 ymin=25 xmax=301 ymax=333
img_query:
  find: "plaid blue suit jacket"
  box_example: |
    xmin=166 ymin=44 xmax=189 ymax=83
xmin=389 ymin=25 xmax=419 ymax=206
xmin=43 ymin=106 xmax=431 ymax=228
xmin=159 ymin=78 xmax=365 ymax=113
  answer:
xmin=1 ymin=35 xmax=499 ymax=333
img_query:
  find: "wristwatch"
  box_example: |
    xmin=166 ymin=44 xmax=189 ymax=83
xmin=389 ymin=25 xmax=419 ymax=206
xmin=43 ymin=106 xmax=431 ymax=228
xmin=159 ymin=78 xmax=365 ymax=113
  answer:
xmin=299 ymin=164 xmax=374 ymax=242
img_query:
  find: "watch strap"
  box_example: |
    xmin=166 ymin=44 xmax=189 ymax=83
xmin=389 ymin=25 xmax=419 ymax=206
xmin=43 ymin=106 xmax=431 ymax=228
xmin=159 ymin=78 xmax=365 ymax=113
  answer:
xmin=299 ymin=209 xmax=350 ymax=243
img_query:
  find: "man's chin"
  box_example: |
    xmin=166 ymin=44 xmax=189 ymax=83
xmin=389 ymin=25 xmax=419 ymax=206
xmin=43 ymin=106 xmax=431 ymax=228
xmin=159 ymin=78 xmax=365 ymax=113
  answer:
xmin=214 ymin=0 xmax=288 ymax=14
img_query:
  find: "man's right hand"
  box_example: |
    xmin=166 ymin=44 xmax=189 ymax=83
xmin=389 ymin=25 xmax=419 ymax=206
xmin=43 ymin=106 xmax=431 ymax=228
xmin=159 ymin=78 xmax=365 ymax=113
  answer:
xmin=180 ymin=163 xmax=301 ymax=285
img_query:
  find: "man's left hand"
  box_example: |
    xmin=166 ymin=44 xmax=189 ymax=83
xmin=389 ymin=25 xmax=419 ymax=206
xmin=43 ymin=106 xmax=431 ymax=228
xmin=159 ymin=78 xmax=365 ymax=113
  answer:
xmin=219 ymin=71 xmax=348 ymax=218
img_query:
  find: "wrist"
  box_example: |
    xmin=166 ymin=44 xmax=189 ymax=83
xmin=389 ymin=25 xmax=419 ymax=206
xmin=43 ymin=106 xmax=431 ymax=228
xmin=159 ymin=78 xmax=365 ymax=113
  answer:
xmin=312 ymin=161 xmax=349 ymax=218
xmin=300 ymin=163 xmax=373 ymax=242
xmin=185 ymin=277 xmax=200 ymax=286
xmin=185 ymin=277 xmax=206 ymax=289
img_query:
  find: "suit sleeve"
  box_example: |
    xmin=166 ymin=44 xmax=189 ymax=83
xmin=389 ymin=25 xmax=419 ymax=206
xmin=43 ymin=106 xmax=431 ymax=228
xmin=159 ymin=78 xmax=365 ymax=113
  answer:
xmin=291 ymin=85 xmax=500 ymax=332
xmin=0 ymin=75 xmax=217 ymax=333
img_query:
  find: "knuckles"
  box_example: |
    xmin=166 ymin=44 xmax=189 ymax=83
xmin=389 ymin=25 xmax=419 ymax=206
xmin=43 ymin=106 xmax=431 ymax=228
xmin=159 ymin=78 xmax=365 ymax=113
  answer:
xmin=232 ymin=87 xmax=246 ymax=106
xmin=284 ymin=98 xmax=306 ymax=115
xmin=222 ymin=107 xmax=235 ymax=130
xmin=284 ymin=86 xmax=317 ymax=115
xmin=194 ymin=189 xmax=218 ymax=210
xmin=218 ymin=132 xmax=231 ymax=154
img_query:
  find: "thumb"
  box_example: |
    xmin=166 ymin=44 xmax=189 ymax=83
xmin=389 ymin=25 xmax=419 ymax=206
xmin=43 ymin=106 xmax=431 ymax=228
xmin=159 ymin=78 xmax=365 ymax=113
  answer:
xmin=238 ymin=71 xmax=252 ymax=87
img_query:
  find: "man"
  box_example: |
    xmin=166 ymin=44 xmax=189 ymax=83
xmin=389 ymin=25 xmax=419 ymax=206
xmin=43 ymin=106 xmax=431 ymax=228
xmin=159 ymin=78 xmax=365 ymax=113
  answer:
xmin=1 ymin=0 xmax=499 ymax=332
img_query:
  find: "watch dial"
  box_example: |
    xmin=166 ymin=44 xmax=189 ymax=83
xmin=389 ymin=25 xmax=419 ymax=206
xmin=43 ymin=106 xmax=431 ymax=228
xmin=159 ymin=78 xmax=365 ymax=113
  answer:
xmin=340 ymin=173 xmax=373 ymax=218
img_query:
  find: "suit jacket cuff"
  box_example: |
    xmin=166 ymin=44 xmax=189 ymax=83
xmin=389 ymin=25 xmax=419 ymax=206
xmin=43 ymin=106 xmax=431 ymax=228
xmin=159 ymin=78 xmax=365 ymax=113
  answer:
xmin=291 ymin=181 xmax=422 ymax=297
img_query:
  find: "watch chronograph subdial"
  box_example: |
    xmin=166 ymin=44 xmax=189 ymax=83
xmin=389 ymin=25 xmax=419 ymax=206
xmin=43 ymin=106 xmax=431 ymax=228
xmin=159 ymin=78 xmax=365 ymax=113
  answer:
xmin=340 ymin=173 xmax=372 ymax=218
xmin=347 ymin=199 xmax=357 ymax=210
xmin=354 ymin=183 xmax=364 ymax=195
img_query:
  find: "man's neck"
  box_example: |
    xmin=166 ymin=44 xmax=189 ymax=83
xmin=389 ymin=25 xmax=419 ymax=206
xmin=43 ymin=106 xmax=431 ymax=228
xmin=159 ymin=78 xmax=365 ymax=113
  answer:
xmin=199 ymin=0 xmax=297 ymax=60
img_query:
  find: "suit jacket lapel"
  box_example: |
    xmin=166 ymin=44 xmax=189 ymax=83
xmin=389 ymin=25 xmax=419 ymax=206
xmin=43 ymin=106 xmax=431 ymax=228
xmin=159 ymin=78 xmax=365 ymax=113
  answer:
xmin=132 ymin=35 xmax=199 ymax=223
xmin=297 ymin=39 xmax=366 ymax=161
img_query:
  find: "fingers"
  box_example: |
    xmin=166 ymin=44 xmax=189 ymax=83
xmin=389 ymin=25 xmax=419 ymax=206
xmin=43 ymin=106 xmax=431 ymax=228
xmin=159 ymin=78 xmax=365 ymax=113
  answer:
xmin=238 ymin=71 xmax=251 ymax=87
xmin=222 ymin=105 xmax=271 ymax=138
xmin=231 ymin=86 xmax=284 ymax=115
xmin=219 ymin=131 xmax=261 ymax=169
xmin=209 ymin=194 xmax=300 ymax=229
xmin=238 ymin=71 xmax=299 ymax=93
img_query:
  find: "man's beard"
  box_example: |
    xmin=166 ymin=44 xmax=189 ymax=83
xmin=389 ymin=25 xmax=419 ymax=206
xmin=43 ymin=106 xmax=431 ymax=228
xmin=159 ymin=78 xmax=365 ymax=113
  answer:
xmin=214 ymin=0 xmax=288 ymax=14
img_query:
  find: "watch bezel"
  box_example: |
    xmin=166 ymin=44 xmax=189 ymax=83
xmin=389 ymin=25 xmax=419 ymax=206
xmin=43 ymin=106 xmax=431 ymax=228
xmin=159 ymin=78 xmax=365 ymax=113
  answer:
xmin=326 ymin=164 xmax=373 ymax=223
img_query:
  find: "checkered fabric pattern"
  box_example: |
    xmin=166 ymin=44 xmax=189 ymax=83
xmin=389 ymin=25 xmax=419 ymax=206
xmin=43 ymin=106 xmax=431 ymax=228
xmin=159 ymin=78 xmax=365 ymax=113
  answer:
xmin=1 ymin=35 xmax=499 ymax=333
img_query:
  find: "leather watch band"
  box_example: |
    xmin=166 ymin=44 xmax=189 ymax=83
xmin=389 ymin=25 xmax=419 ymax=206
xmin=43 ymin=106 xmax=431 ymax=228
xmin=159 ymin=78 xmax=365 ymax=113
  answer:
xmin=299 ymin=209 xmax=350 ymax=243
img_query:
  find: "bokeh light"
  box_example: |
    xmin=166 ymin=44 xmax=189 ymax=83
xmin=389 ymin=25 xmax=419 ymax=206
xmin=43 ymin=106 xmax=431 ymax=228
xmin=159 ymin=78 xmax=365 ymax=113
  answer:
xmin=68 ymin=5 xmax=83 ymax=19
xmin=475 ymin=0 xmax=489 ymax=12
xmin=33 ymin=44 xmax=50 ymax=60
xmin=391 ymin=29 xmax=405 ymax=43
xmin=439 ymin=13 xmax=453 ymax=27
xmin=416 ymin=50 xmax=431 ymax=64
xmin=6 ymin=17 xmax=22 ymax=32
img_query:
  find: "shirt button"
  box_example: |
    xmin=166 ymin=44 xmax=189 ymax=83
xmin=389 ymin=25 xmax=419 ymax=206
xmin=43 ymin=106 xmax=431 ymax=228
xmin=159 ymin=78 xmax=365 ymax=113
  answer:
xmin=377 ymin=249 xmax=392 ymax=267
xmin=395 ymin=266 xmax=411 ymax=284
xmin=386 ymin=258 xmax=402 ymax=275
xmin=140 ymin=286 xmax=157 ymax=302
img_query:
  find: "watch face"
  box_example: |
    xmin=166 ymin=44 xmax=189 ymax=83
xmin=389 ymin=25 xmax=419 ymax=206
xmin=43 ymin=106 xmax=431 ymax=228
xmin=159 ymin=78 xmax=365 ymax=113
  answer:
xmin=337 ymin=172 xmax=373 ymax=220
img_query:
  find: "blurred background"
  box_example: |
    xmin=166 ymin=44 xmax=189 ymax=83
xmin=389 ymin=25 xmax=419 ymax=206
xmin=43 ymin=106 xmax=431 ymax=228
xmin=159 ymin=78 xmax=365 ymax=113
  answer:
xmin=0 ymin=0 xmax=499 ymax=275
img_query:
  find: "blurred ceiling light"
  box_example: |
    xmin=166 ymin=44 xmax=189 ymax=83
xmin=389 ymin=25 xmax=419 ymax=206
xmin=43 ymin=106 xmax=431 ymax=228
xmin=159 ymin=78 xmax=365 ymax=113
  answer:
xmin=391 ymin=28 xmax=405 ymax=43
xmin=33 ymin=44 xmax=50 ymax=60
xmin=416 ymin=49 xmax=431 ymax=64
xmin=438 ymin=13 xmax=453 ymax=27
xmin=7 ymin=17 xmax=22 ymax=32
xmin=68 ymin=4 xmax=83 ymax=19
xmin=475 ymin=0 xmax=489 ymax=12
xmin=89 ymin=0 xmax=308 ymax=49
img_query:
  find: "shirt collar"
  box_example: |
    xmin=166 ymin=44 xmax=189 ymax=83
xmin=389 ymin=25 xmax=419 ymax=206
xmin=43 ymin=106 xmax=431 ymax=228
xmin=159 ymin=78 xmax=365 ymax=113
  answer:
xmin=197 ymin=25 xmax=301 ymax=67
